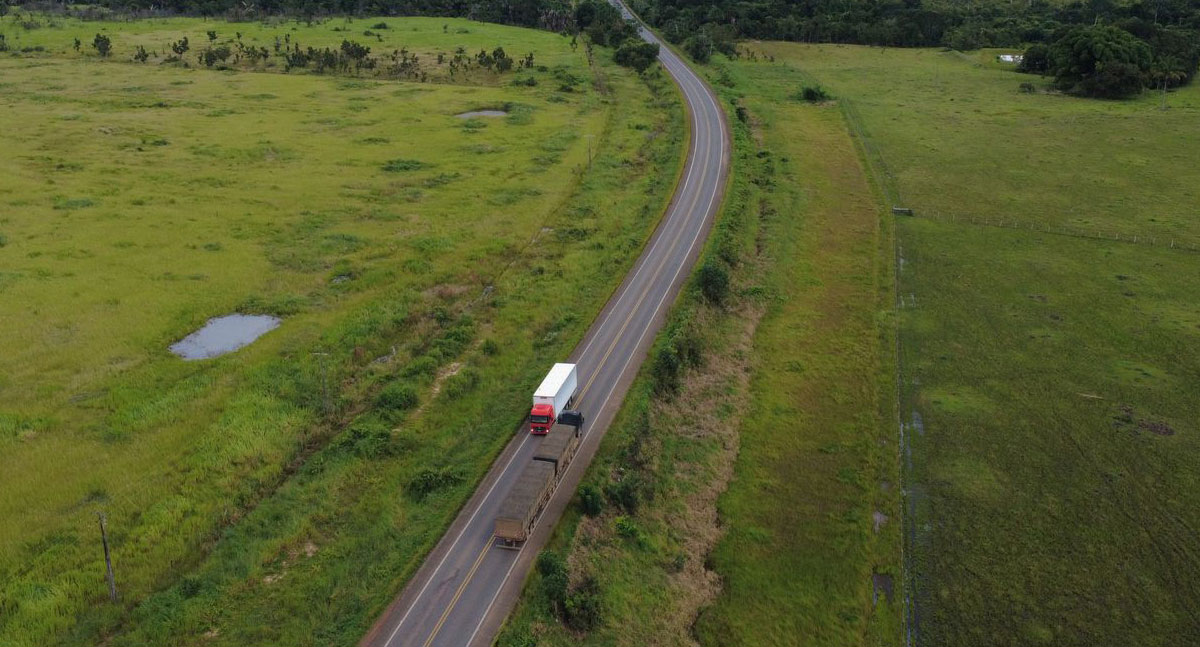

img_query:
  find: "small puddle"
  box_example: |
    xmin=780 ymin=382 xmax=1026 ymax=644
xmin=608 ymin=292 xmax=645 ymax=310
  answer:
xmin=170 ymin=314 xmax=281 ymax=360
xmin=455 ymin=110 xmax=506 ymax=119
xmin=872 ymin=573 xmax=895 ymax=605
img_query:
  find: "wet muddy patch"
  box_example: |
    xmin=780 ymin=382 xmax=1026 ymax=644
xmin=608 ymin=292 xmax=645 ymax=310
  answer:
xmin=455 ymin=109 xmax=506 ymax=119
xmin=170 ymin=314 xmax=281 ymax=360
xmin=872 ymin=572 xmax=894 ymax=605
xmin=1112 ymin=404 xmax=1177 ymax=436
xmin=872 ymin=510 xmax=889 ymax=533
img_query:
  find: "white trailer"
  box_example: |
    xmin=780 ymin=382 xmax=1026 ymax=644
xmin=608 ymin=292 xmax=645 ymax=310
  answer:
xmin=529 ymin=363 xmax=578 ymax=434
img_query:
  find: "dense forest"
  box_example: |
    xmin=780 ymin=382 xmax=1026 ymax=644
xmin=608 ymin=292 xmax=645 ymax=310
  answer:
xmin=5 ymin=0 xmax=1197 ymax=94
xmin=619 ymin=0 xmax=1200 ymax=94
xmin=626 ymin=0 xmax=1198 ymax=50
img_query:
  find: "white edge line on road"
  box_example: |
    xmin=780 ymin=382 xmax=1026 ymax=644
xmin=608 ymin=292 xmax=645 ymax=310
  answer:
xmin=382 ymin=431 xmax=535 ymax=647
xmin=463 ymin=40 xmax=727 ymax=647
xmin=386 ymin=39 xmax=708 ymax=647
xmin=575 ymin=83 xmax=703 ymax=363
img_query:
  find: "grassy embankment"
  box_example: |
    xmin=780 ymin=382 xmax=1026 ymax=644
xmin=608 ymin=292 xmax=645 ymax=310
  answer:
xmin=747 ymin=42 xmax=1200 ymax=646
xmin=0 ymin=15 xmax=685 ymax=647
xmin=497 ymin=45 xmax=898 ymax=647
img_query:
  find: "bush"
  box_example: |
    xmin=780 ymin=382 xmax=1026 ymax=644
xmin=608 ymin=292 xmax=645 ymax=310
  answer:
xmin=683 ymin=32 xmax=712 ymax=63
xmin=92 ymin=33 xmax=111 ymax=57
xmin=537 ymin=550 xmax=568 ymax=614
xmin=564 ymin=577 xmax=603 ymax=631
xmin=337 ymin=418 xmax=402 ymax=458
xmin=650 ymin=314 xmax=703 ymax=394
xmin=442 ymin=367 xmax=480 ymax=399
xmin=650 ymin=343 xmax=682 ymax=394
xmin=480 ymin=339 xmax=499 ymax=356
xmin=405 ymin=468 xmax=462 ymax=501
xmin=579 ymin=483 xmax=604 ymax=516
xmin=402 ymin=356 xmax=438 ymax=378
xmin=201 ymin=45 xmax=231 ymax=67
xmin=614 ymin=515 xmax=640 ymax=539
xmin=605 ymin=475 xmax=646 ymax=513
xmin=697 ymin=258 xmax=730 ymax=304
xmin=382 ymin=158 xmax=426 ymax=172
xmin=799 ymin=85 xmax=830 ymax=102
xmin=179 ymin=575 xmax=204 ymax=598
xmin=372 ymin=21 xmax=389 ymax=29
xmin=1018 ymin=43 xmax=1051 ymax=74
xmin=377 ymin=382 xmax=418 ymax=411
xmin=613 ymin=40 xmax=659 ymax=73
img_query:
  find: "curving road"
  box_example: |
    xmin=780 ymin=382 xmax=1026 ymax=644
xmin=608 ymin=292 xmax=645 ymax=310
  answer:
xmin=360 ymin=7 xmax=730 ymax=647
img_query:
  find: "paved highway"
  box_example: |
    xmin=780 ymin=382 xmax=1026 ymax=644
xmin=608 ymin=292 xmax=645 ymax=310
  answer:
xmin=361 ymin=7 xmax=730 ymax=646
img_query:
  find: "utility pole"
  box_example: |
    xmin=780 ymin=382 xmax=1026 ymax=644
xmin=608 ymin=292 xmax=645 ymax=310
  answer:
xmin=97 ymin=512 xmax=118 ymax=603
xmin=586 ymin=134 xmax=594 ymax=167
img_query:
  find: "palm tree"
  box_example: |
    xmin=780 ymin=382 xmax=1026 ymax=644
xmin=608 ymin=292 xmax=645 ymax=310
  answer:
xmin=1150 ymin=55 xmax=1185 ymax=110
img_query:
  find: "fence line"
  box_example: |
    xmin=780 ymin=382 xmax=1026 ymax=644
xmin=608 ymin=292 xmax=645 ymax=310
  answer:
xmin=836 ymin=87 xmax=1199 ymax=647
xmin=902 ymin=210 xmax=1200 ymax=253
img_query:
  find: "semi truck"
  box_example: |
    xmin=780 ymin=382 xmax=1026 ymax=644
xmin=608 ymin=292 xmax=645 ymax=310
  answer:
xmin=495 ymin=422 xmax=582 ymax=548
xmin=530 ymin=363 xmax=580 ymax=434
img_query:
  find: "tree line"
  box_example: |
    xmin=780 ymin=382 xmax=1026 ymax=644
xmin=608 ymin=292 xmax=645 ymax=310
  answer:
xmin=10 ymin=0 xmax=662 ymax=73
xmin=623 ymin=0 xmax=1199 ymax=95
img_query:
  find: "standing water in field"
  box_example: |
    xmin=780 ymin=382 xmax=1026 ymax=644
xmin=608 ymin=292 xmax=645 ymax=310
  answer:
xmin=455 ymin=110 xmax=507 ymax=118
xmin=169 ymin=314 xmax=281 ymax=360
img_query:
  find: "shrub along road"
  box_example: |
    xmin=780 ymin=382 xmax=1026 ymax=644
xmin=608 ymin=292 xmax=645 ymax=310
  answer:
xmin=359 ymin=6 xmax=730 ymax=647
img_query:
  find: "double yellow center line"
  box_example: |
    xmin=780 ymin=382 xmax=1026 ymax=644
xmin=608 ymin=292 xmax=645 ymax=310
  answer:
xmin=420 ymin=540 xmax=492 ymax=647
xmin=417 ymin=62 xmax=715 ymax=647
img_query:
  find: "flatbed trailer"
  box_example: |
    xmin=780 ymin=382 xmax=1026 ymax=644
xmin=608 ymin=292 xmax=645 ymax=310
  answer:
xmin=494 ymin=460 xmax=556 ymax=547
xmin=532 ymin=423 xmax=580 ymax=477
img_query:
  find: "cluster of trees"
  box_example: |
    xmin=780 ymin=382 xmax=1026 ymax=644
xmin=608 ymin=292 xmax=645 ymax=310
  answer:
xmin=574 ymin=0 xmax=660 ymax=71
xmin=39 ymin=0 xmax=574 ymax=30
xmin=29 ymin=0 xmax=659 ymax=73
xmin=534 ymin=551 xmax=604 ymax=632
xmin=1019 ymin=22 xmax=1198 ymax=98
xmin=623 ymin=0 xmax=1199 ymax=91
xmin=83 ymin=27 xmax=542 ymax=81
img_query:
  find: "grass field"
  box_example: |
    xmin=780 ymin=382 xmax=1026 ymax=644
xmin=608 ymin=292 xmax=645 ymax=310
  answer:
xmin=742 ymin=42 xmax=1200 ymax=646
xmin=691 ymin=56 xmax=898 ymax=647
xmin=496 ymin=44 xmax=899 ymax=647
xmin=0 ymin=14 xmax=684 ymax=646
xmin=0 ymin=13 xmax=582 ymax=83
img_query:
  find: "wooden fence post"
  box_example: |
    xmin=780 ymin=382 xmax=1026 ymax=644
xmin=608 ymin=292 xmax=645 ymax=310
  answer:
xmin=98 ymin=512 xmax=118 ymax=603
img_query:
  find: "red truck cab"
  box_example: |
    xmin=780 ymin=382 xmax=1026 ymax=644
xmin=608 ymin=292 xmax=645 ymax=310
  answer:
xmin=530 ymin=363 xmax=579 ymax=435
xmin=530 ymin=404 xmax=555 ymax=435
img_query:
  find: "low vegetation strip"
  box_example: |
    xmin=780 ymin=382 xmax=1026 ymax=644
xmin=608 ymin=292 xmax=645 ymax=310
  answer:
xmin=0 ymin=15 xmax=685 ymax=647
xmin=693 ymin=57 xmax=898 ymax=647
xmin=496 ymin=45 xmax=899 ymax=647
xmin=751 ymin=42 xmax=1200 ymax=646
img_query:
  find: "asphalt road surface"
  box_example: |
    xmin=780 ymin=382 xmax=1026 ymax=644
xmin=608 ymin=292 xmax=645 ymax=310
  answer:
xmin=361 ymin=8 xmax=730 ymax=647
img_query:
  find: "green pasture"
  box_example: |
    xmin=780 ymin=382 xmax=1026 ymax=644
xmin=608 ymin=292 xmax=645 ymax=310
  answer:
xmin=0 ymin=13 xmax=579 ymax=83
xmin=741 ymin=41 xmax=1200 ymax=243
xmin=749 ymin=41 xmax=1200 ymax=646
xmin=0 ymin=15 xmax=684 ymax=647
